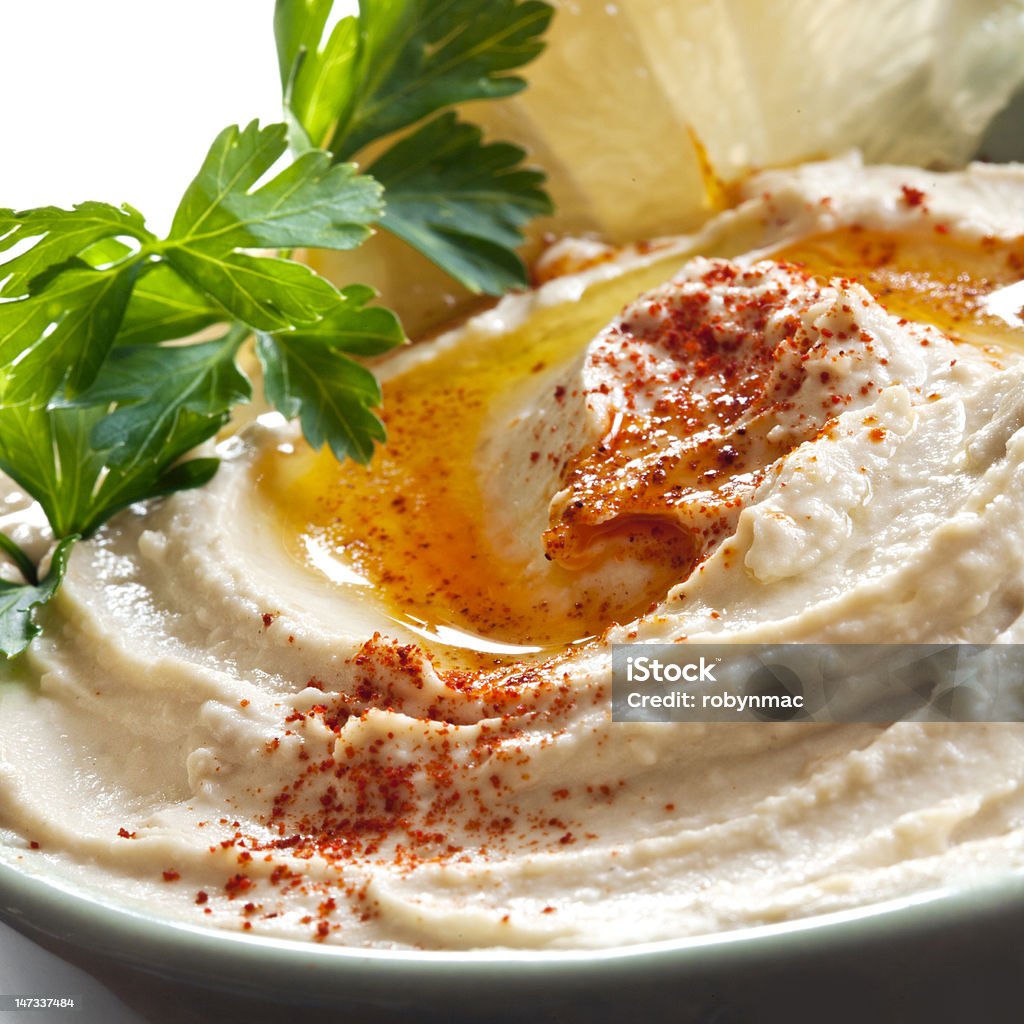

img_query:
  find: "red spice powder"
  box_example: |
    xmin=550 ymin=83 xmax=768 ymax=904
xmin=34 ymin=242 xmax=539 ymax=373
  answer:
xmin=900 ymin=185 xmax=926 ymax=208
xmin=544 ymin=261 xmax=850 ymax=578
xmin=207 ymin=258 xmax=896 ymax=937
xmin=224 ymin=874 xmax=253 ymax=898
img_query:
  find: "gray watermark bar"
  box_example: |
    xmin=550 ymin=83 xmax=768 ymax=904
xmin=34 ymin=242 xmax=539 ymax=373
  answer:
xmin=611 ymin=644 xmax=1024 ymax=723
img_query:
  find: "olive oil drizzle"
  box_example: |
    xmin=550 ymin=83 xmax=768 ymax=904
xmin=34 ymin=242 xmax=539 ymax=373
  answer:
xmin=262 ymin=229 xmax=1024 ymax=659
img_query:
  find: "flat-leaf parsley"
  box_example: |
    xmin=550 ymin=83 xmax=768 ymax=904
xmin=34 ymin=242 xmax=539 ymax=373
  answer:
xmin=0 ymin=0 xmax=554 ymax=656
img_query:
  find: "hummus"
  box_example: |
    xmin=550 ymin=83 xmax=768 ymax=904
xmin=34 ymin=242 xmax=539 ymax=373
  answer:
xmin=3 ymin=153 xmax=1024 ymax=950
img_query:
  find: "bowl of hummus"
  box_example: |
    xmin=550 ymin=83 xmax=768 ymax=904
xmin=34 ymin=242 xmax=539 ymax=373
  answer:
xmin=4 ymin=138 xmax=1024 ymax=1017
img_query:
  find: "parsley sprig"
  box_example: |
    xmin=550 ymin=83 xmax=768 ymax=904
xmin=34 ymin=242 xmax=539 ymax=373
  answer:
xmin=0 ymin=0 xmax=553 ymax=657
xmin=277 ymin=0 xmax=554 ymax=294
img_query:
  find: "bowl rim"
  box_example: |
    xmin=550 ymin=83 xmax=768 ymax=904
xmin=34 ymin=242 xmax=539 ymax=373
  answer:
xmin=2 ymin=854 xmax=1023 ymax=1004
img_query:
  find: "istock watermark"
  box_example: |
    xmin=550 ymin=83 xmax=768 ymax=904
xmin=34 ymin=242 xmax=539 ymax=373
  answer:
xmin=611 ymin=644 xmax=1024 ymax=723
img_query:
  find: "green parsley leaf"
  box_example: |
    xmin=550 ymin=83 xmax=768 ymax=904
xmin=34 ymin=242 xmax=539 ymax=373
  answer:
xmin=368 ymin=112 xmax=552 ymax=294
xmin=276 ymin=0 xmax=554 ymax=294
xmin=163 ymin=249 xmax=343 ymax=331
xmin=73 ymin=329 xmax=251 ymax=465
xmin=0 ymin=261 xmax=141 ymax=406
xmin=274 ymin=0 xmax=332 ymax=93
xmin=276 ymin=0 xmax=357 ymax=154
xmin=0 ymin=202 xmax=151 ymax=299
xmin=0 ymin=396 xmax=220 ymax=541
xmin=278 ymin=0 xmax=553 ymax=160
xmin=116 ymin=264 xmax=223 ymax=346
xmin=256 ymin=331 xmax=384 ymax=464
xmin=254 ymin=283 xmax=402 ymax=462
xmin=157 ymin=119 xmax=383 ymax=331
xmin=0 ymin=537 xmax=76 ymax=659
xmin=167 ymin=120 xmax=382 ymax=253
xmin=0 ymin=115 xmax=394 ymax=571
xmin=0 ymin=404 xmax=106 ymax=538
xmin=267 ymin=283 xmax=404 ymax=356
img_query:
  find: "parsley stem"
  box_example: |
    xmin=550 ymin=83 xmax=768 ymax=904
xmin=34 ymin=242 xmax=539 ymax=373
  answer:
xmin=0 ymin=532 xmax=38 ymax=587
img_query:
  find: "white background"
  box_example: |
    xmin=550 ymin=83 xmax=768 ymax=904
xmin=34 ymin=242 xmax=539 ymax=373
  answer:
xmin=2 ymin=2 xmax=283 ymax=232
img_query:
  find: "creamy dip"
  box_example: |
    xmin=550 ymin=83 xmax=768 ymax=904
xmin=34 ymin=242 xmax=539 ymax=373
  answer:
xmin=3 ymin=154 xmax=1024 ymax=949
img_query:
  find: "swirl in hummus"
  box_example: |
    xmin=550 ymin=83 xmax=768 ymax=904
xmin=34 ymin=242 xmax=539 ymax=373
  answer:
xmin=3 ymin=154 xmax=1024 ymax=949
